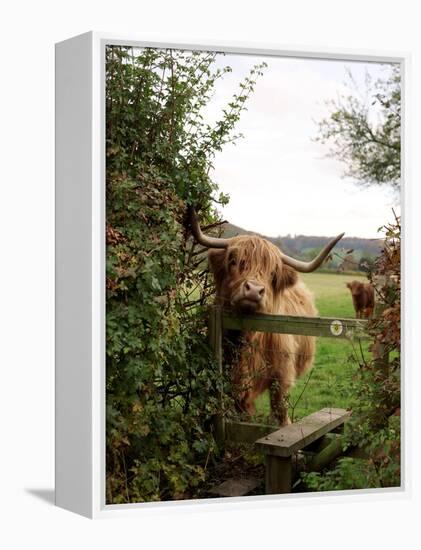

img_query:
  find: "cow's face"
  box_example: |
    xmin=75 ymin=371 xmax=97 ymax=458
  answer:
xmin=346 ymin=281 xmax=364 ymax=297
xmin=208 ymin=236 xmax=297 ymax=313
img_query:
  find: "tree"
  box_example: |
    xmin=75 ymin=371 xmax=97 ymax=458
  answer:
xmin=341 ymin=252 xmax=357 ymax=272
xmin=315 ymin=65 xmax=401 ymax=191
xmin=105 ymin=46 xmax=266 ymax=503
xmin=358 ymin=255 xmax=375 ymax=273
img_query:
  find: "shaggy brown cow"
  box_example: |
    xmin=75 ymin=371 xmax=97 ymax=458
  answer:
xmin=190 ymin=208 xmax=344 ymax=425
xmin=346 ymin=280 xmax=375 ymax=319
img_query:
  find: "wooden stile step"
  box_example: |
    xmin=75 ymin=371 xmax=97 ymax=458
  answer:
xmin=256 ymin=408 xmax=351 ymax=458
xmin=255 ymin=408 xmax=351 ymax=494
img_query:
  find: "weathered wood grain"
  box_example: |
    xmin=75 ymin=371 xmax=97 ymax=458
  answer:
xmin=225 ymin=420 xmax=278 ymax=444
xmin=222 ymin=311 xmax=368 ymax=340
xmin=306 ymin=434 xmax=344 ymax=472
xmin=265 ymin=455 xmax=293 ymax=494
xmin=256 ymin=408 xmax=351 ymax=458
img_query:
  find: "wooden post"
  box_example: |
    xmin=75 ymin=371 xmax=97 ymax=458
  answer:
xmin=372 ymin=275 xmax=390 ymax=374
xmin=265 ymin=456 xmax=292 ymax=494
xmin=208 ymin=305 xmax=225 ymax=445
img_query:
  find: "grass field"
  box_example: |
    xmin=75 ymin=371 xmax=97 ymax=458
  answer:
xmin=254 ymin=271 xmax=370 ymax=422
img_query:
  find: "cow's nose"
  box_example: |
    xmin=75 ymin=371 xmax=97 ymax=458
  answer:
xmin=244 ymin=281 xmax=265 ymax=301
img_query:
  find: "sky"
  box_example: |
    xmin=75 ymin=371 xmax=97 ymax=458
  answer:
xmin=203 ymin=53 xmax=400 ymax=239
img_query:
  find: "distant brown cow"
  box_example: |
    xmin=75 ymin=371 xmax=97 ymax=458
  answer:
xmin=346 ymin=281 xmax=375 ymax=319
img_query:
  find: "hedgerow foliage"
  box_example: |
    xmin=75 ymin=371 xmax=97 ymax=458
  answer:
xmin=305 ymin=215 xmax=401 ymax=490
xmin=105 ymin=46 xmax=265 ymax=503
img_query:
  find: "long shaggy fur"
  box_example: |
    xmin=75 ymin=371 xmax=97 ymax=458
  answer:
xmin=208 ymin=235 xmax=317 ymax=425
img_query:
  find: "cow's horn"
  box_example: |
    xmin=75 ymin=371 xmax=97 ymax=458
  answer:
xmin=188 ymin=206 xmax=230 ymax=249
xmin=280 ymin=233 xmax=345 ymax=273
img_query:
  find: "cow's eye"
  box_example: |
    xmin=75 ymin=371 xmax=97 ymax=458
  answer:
xmin=271 ymin=271 xmax=278 ymax=287
xmin=229 ymin=258 xmax=237 ymax=268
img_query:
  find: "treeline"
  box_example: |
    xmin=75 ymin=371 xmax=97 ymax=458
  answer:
xmin=221 ymin=223 xmax=382 ymax=273
xmin=281 ymin=234 xmax=382 ymax=258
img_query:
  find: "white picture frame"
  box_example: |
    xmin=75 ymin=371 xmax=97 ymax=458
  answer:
xmin=55 ymin=31 xmax=410 ymax=519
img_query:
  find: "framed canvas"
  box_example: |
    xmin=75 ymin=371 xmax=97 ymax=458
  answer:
xmin=55 ymin=32 xmax=408 ymax=518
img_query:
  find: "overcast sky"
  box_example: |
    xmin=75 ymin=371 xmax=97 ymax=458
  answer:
xmin=204 ymin=54 xmax=400 ymax=239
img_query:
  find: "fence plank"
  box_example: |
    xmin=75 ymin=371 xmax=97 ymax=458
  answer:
xmin=306 ymin=434 xmax=344 ymax=472
xmin=222 ymin=311 xmax=368 ymax=340
xmin=225 ymin=420 xmax=278 ymax=444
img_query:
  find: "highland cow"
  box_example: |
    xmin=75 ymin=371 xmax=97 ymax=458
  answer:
xmin=346 ymin=280 xmax=375 ymax=319
xmin=190 ymin=208 xmax=344 ymax=425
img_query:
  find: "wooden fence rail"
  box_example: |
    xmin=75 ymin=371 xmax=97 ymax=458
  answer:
xmin=221 ymin=309 xmax=369 ymax=340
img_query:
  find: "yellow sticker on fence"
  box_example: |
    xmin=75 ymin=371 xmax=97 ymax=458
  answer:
xmin=330 ymin=320 xmax=343 ymax=336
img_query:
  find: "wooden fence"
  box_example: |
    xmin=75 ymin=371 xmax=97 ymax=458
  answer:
xmin=208 ymin=305 xmax=369 ymax=494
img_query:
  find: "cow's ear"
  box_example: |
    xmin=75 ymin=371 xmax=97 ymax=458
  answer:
xmin=208 ymin=248 xmax=227 ymax=287
xmin=346 ymin=283 xmax=351 ymax=289
xmin=273 ymin=263 xmax=298 ymax=292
